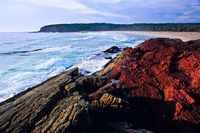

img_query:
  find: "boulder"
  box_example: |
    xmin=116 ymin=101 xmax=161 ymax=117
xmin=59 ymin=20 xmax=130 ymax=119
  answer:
xmin=105 ymin=56 xmax=112 ymax=59
xmin=91 ymin=93 xmax=122 ymax=108
xmin=104 ymin=46 xmax=121 ymax=53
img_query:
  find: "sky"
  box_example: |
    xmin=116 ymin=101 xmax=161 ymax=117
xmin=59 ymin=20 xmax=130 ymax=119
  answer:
xmin=0 ymin=0 xmax=200 ymax=32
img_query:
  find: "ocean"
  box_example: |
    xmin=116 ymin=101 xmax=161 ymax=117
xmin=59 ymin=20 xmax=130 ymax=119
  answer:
xmin=0 ymin=32 xmax=153 ymax=102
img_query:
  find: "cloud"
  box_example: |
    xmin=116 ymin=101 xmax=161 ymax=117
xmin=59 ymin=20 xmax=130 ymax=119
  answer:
xmin=175 ymin=0 xmax=200 ymax=22
xmin=91 ymin=0 xmax=122 ymax=4
xmin=0 ymin=0 xmax=200 ymax=31
xmin=13 ymin=0 xmax=126 ymax=18
xmin=177 ymin=15 xmax=200 ymax=21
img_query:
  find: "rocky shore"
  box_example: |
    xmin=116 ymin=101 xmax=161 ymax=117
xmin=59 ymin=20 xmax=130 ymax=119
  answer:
xmin=0 ymin=38 xmax=200 ymax=133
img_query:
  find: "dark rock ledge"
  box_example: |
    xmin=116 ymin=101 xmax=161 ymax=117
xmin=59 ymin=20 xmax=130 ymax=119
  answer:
xmin=0 ymin=57 xmax=152 ymax=133
xmin=1 ymin=38 xmax=200 ymax=133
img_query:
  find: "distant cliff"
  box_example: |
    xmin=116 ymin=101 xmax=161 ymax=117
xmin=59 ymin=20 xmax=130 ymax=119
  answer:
xmin=39 ymin=23 xmax=200 ymax=32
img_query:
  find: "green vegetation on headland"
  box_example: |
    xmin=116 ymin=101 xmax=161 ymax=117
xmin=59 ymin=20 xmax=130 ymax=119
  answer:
xmin=39 ymin=23 xmax=200 ymax=32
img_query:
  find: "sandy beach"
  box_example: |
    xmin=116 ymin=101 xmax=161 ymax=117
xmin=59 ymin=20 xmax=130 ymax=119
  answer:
xmin=111 ymin=31 xmax=200 ymax=42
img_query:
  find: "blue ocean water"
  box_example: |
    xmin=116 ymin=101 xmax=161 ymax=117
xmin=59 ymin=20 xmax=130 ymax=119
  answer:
xmin=0 ymin=32 xmax=153 ymax=102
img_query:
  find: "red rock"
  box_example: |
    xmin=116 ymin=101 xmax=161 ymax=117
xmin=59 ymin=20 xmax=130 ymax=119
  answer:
xmin=98 ymin=38 xmax=200 ymax=133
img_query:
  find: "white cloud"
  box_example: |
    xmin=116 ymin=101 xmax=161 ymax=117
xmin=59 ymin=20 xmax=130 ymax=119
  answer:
xmin=91 ymin=0 xmax=122 ymax=4
xmin=1 ymin=0 xmax=200 ymax=31
xmin=14 ymin=0 xmax=126 ymax=17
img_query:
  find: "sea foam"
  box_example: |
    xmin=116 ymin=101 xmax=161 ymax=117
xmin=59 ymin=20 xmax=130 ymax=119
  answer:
xmin=0 ymin=32 xmax=152 ymax=102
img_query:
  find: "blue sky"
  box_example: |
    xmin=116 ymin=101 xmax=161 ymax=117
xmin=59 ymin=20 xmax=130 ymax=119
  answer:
xmin=0 ymin=0 xmax=200 ymax=32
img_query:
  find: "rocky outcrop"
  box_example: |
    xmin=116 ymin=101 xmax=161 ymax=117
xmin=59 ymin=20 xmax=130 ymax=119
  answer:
xmin=98 ymin=38 xmax=200 ymax=133
xmin=0 ymin=66 xmax=152 ymax=133
xmin=0 ymin=68 xmax=85 ymax=133
xmin=91 ymin=93 xmax=122 ymax=108
xmin=1 ymin=38 xmax=200 ymax=133
xmin=32 ymin=92 xmax=91 ymax=133
xmin=104 ymin=46 xmax=121 ymax=53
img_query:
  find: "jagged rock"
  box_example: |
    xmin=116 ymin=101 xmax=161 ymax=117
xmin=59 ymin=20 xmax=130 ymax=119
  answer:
xmin=65 ymin=82 xmax=78 ymax=94
xmin=32 ymin=92 xmax=91 ymax=133
xmin=104 ymin=46 xmax=121 ymax=53
xmin=99 ymin=93 xmax=122 ymax=107
xmin=91 ymin=93 xmax=122 ymax=109
xmin=123 ymin=47 xmax=131 ymax=51
xmin=0 ymin=68 xmax=84 ymax=133
xmin=89 ymin=83 xmax=117 ymax=100
xmin=105 ymin=56 xmax=112 ymax=59
xmin=75 ymin=75 xmax=108 ymax=93
xmin=64 ymin=75 xmax=108 ymax=95
xmin=98 ymin=38 xmax=200 ymax=133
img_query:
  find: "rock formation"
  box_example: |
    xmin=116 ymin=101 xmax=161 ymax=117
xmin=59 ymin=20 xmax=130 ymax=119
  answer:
xmin=98 ymin=38 xmax=200 ymax=133
xmin=103 ymin=46 xmax=121 ymax=53
xmin=0 ymin=38 xmax=200 ymax=133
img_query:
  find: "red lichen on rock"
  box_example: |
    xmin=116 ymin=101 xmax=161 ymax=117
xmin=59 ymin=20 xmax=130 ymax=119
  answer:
xmin=98 ymin=38 xmax=200 ymax=132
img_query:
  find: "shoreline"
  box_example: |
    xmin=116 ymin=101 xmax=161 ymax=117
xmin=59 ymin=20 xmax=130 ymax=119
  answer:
xmin=38 ymin=30 xmax=200 ymax=42
xmin=0 ymin=46 xmax=121 ymax=105
xmin=1 ymin=31 xmax=200 ymax=103
xmin=106 ymin=31 xmax=200 ymax=42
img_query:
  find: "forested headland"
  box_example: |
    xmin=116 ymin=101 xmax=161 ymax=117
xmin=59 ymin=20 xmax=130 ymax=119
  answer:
xmin=39 ymin=23 xmax=200 ymax=32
